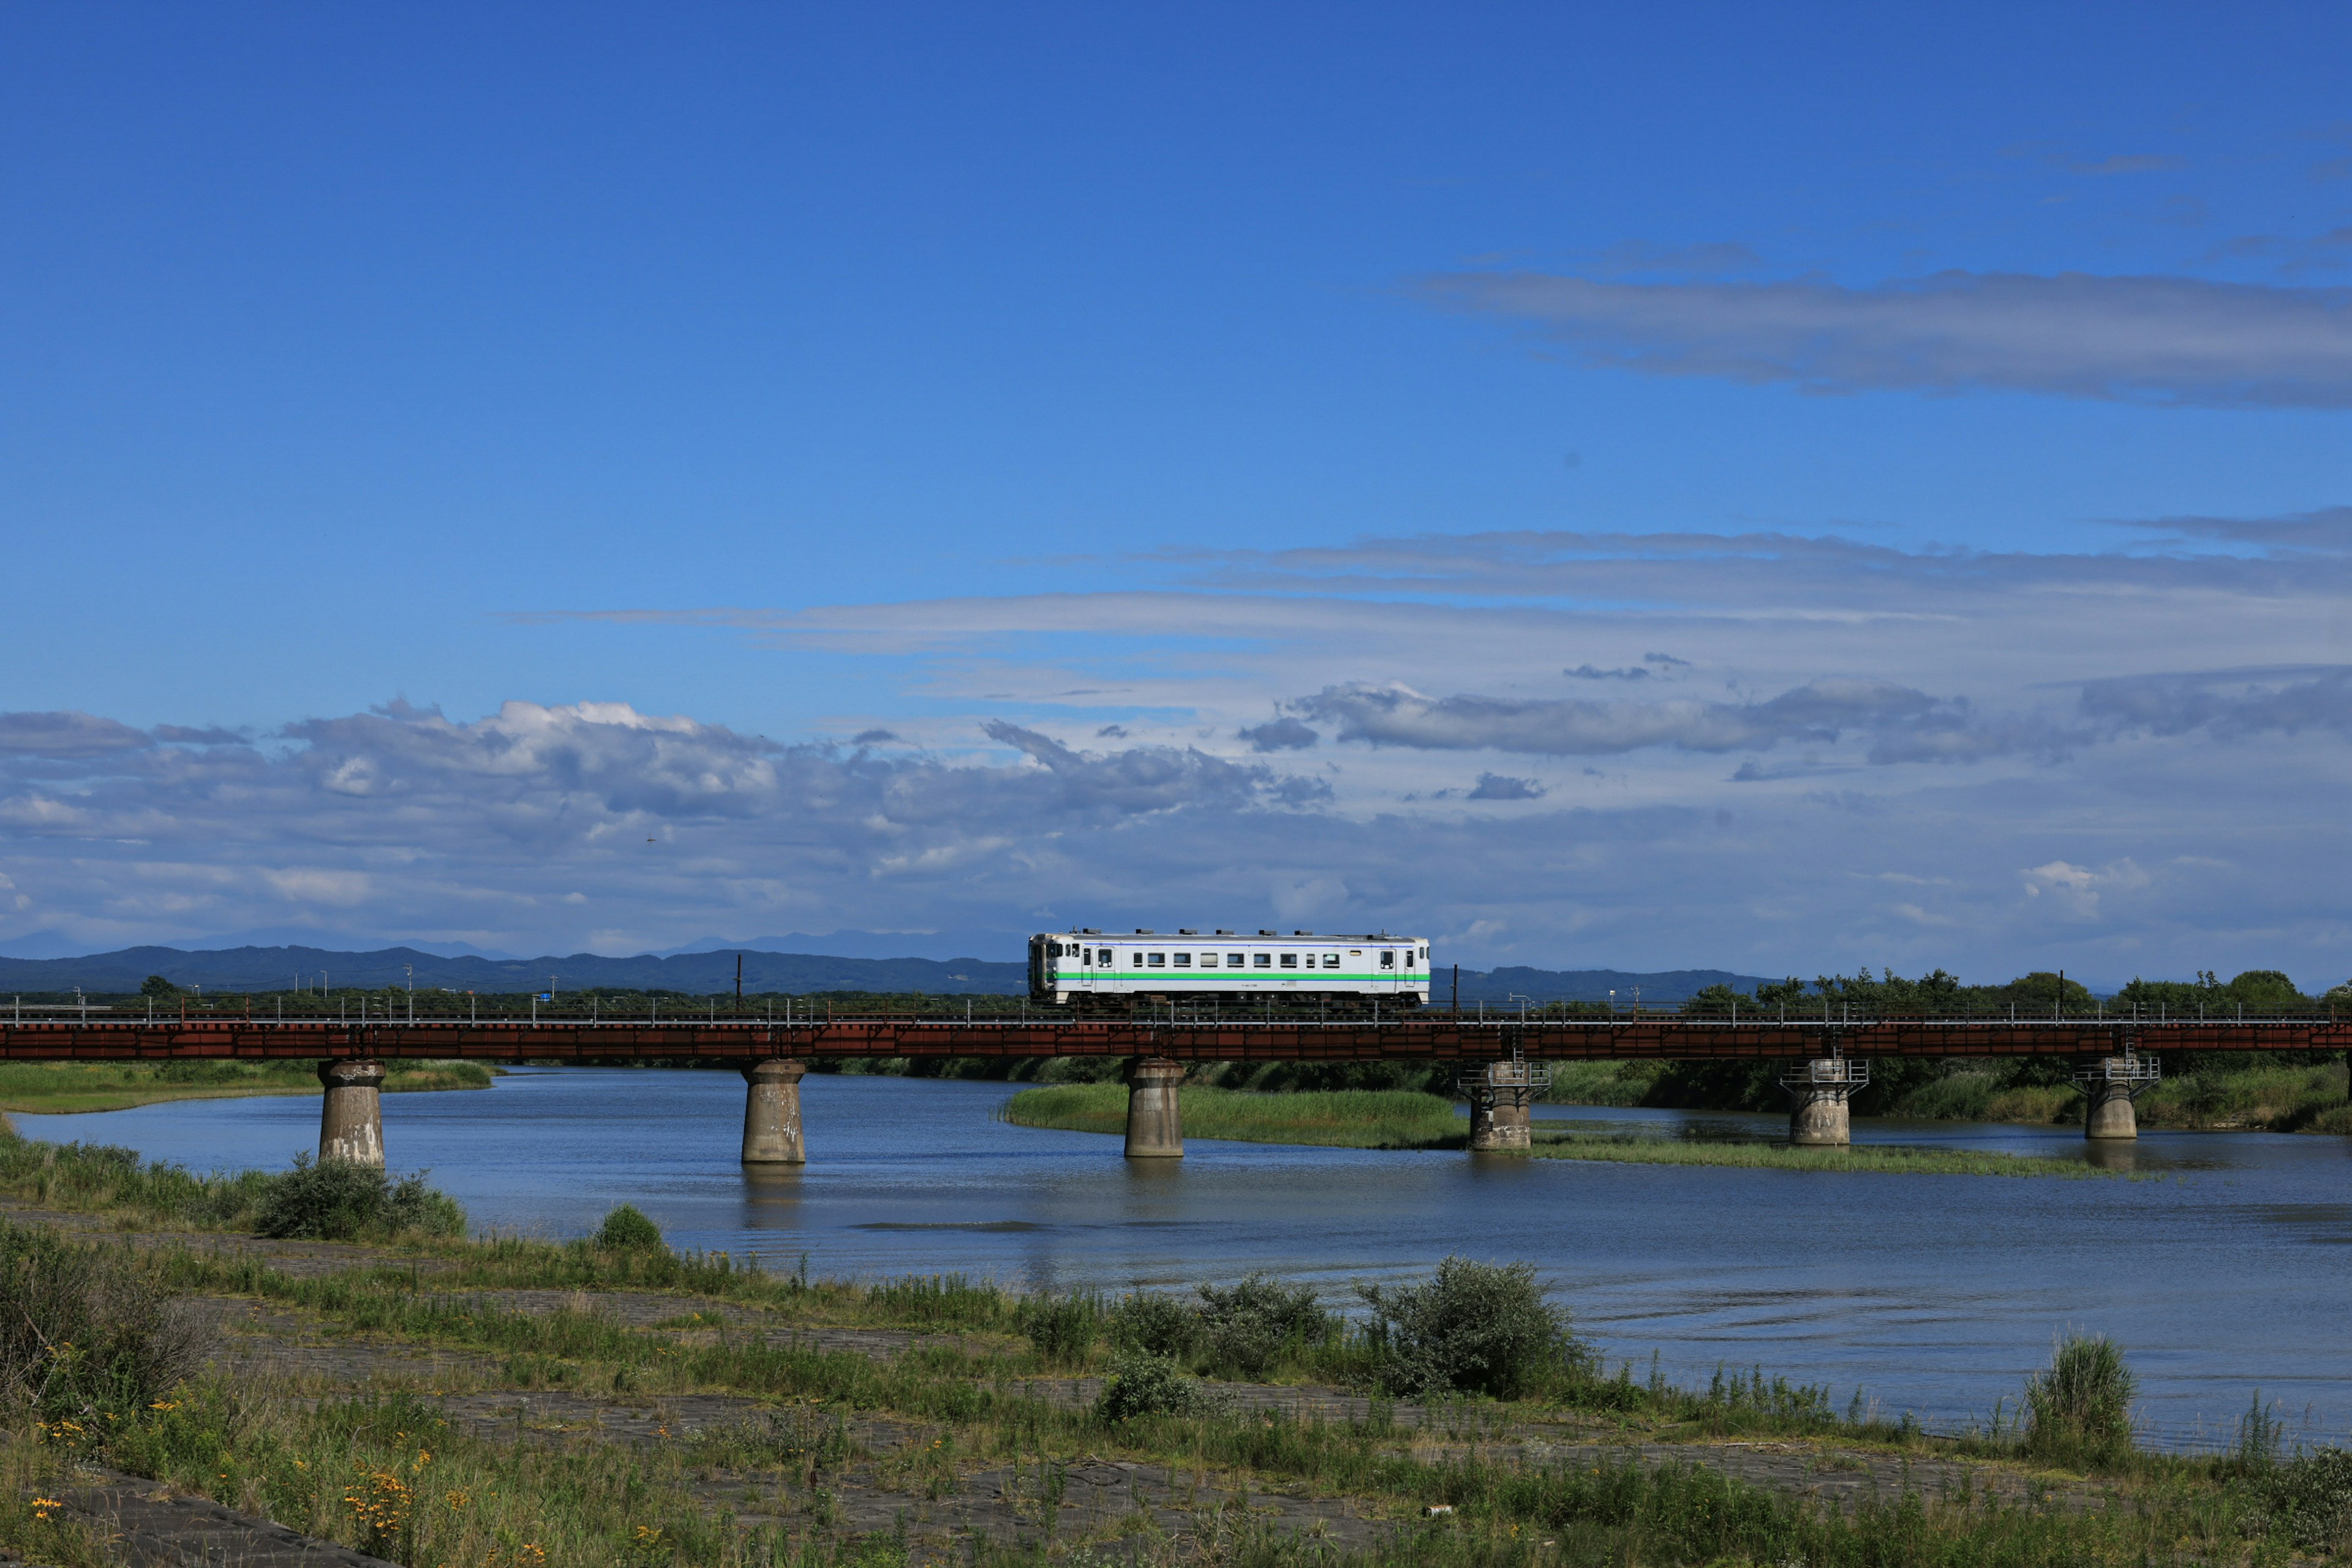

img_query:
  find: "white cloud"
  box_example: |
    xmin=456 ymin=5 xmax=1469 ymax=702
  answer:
xmin=9 ymin=511 xmax=2352 ymax=986
xmin=1425 ymin=269 xmax=2352 ymax=407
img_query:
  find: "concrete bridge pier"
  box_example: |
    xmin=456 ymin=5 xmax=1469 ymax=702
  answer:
xmin=1460 ymin=1058 xmax=1545 ymax=1152
xmin=317 ymin=1060 xmax=386 ymax=1167
xmin=2076 ymin=1050 xmax=2159 ymax=1140
xmin=1124 ymin=1057 xmax=1185 ymax=1158
xmin=1781 ymin=1057 xmax=1868 ymax=1147
xmin=741 ymin=1060 xmax=809 ymax=1164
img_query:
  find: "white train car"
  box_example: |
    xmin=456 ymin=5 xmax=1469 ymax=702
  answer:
xmin=1028 ymin=929 xmax=1431 ymax=1011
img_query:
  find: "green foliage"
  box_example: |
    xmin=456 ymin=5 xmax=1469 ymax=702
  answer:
xmin=1195 ymin=1271 xmax=1339 ymax=1379
xmin=592 ymin=1204 xmax=663 ymax=1251
xmin=1013 ymin=1289 xmax=1102 ymax=1367
xmin=2258 ymin=1447 xmax=2352 ymax=1553
xmin=1357 ymin=1256 xmax=1580 ymax=1400
xmin=2024 ymin=1333 xmax=2136 ymax=1467
xmin=137 ymin=974 xmax=180 ymax=997
xmin=1094 ymin=1350 xmax=1232 ymax=1422
xmin=0 ymin=1221 xmax=202 ymax=1426
xmin=1105 ymin=1290 xmax=1202 ymax=1360
xmin=2236 ymin=1387 xmax=2284 ymax=1471
xmin=252 ymin=1153 xmax=465 ymax=1241
xmin=1637 ymin=1058 xmax=1782 ymax=1112
xmin=1891 ymin=1069 xmax=1997 ymax=1121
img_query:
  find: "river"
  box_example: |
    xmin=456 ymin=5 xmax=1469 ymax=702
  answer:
xmin=18 ymin=1067 xmax=2351 ymax=1451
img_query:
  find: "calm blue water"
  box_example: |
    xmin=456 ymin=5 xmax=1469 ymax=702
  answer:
xmin=21 ymin=1069 xmax=2352 ymax=1449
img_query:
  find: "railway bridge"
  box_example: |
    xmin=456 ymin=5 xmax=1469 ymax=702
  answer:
xmin=2 ymin=1010 xmax=2345 ymax=1167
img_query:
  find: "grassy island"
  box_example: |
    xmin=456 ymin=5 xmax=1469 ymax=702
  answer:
xmin=1002 ymin=1083 xmax=2120 ymax=1177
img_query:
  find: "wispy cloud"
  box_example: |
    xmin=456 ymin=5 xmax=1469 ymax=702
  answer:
xmin=2077 ymin=666 xmax=2352 ymax=740
xmin=0 ymin=711 xmax=152 ymax=758
xmin=1292 ymin=679 xmax=2081 ymax=766
xmin=1423 ymin=270 xmax=2352 ymax=407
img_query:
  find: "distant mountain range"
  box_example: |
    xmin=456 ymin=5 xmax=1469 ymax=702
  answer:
xmin=0 ymin=943 xmax=1773 ymax=1003
xmin=0 ymin=944 xmax=1023 ymax=997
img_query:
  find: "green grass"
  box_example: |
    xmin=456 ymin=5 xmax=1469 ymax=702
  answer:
xmin=0 ymin=1059 xmax=495 ymax=1115
xmin=0 ymin=1181 xmax=2315 ymax=1567
xmin=1539 ymin=1060 xmax=1665 ymax=1106
xmin=1003 ymin=1083 xmax=1466 ymax=1148
xmin=2136 ymin=1062 xmax=2352 ymax=1133
xmin=0 ymin=1127 xmax=470 ymax=1239
xmin=1523 ymin=1131 xmax=2122 ymax=1178
xmin=56 ymin=1248 xmax=2305 ymax=1568
xmin=1005 ymin=1082 xmax=2121 ymax=1177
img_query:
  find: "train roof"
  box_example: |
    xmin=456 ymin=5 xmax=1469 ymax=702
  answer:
xmin=1038 ymin=929 xmax=1417 ymax=940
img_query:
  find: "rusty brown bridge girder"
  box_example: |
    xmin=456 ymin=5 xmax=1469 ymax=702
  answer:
xmin=0 ymin=1017 xmax=2344 ymax=1063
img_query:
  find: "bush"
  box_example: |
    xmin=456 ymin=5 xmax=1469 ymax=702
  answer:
xmin=2260 ymin=1448 xmax=2352 ymax=1553
xmin=252 ymin=1154 xmax=465 ymax=1240
xmin=1106 ymin=1291 xmax=1202 ymax=1361
xmin=2024 ymin=1333 xmax=2136 ymax=1466
xmin=1195 ymin=1272 xmax=1337 ymax=1379
xmin=1016 ymin=1289 xmax=1102 ymax=1366
xmin=0 ymin=1221 xmax=202 ymax=1425
xmin=1095 ymin=1351 xmax=1233 ymax=1422
xmin=594 ymin=1204 xmax=665 ymax=1251
xmin=1357 ymin=1256 xmax=1580 ymax=1400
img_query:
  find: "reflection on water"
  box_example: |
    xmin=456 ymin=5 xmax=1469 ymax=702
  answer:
xmin=20 ymin=1068 xmax=2352 ymax=1450
xmin=2082 ymin=1140 xmax=2138 ymax=1174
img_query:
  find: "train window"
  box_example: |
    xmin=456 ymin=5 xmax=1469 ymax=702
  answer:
xmin=1419 ymin=946 xmax=1429 ymax=962
xmin=1199 ymin=953 xmax=1216 ymax=967
xmin=1322 ymin=952 xmax=1340 ymax=968
xmin=1380 ymin=951 xmax=1395 ymax=969
xmin=1172 ymin=953 xmax=1191 ymax=968
xmin=1403 ymin=951 xmax=1415 ymax=968
xmin=1147 ymin=952 xmax=1165 ymax=967
xmin=1227 ymin=952 xmax=1245 ymax=967
xmin=1253 ymin=953 xmax=1270 ymax=968
xmin=1279 ymin=953 xmax=1297 ymax=968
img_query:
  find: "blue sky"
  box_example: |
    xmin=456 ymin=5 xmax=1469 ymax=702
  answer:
xmin=3 ymin=2 xmax=2349 ymax=985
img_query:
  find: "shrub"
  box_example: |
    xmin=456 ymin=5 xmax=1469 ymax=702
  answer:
xmin=1095 ymin=1351 xmax=1233 ymax=1422
xmin=1357 ymin=1256 xmax=1580 ymax=1400
xmin=1195 ymin=1272 xmax=1336 ymax=1379
xmin=1016 ymin=1290 xmax=1102 ymax=1366
xmin=253 ymin=1154 xmax=465 ymax=1241
xmin=594 ymin=1204 xmax=665 ymax=1251
xmin=1106 ymin=1291 xmax=1201 ymax=1361
xmin=0 ymin=1221 xmax=202 ymax=1425
xmin=1897 ymin=1071 xmax=1996 ymax=1121
xmin=2261 ymin=1448 xmax=2352 ymax=1553
xmin=2024 ymin=1333 xmax=2136 ymax=1466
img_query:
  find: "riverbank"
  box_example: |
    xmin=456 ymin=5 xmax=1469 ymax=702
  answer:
xmin=1000 ymin=1084 xmax=2118 ymax=1177
xmin=0 ymin=1058 xmax=496 ymax=1114
xmin=1548 ymin=1058 xmax=2352 ymax=1133
xmin=0 ymin=1136 xmax=2310 ymax=1567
